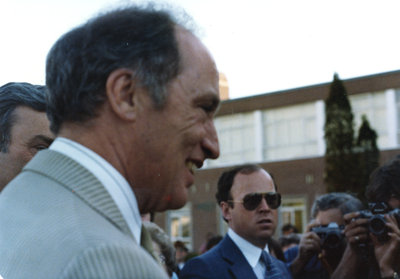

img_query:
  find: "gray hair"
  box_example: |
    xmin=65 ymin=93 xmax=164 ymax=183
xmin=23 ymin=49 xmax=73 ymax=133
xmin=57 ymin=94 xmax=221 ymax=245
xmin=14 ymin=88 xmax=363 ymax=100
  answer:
xmin=45 ymin=3 xmax=195 ymax=134
xmin=0 ymin=82 xmax=47 ymax=152
xmin=311 ymin=192 xmax=364 ymax=219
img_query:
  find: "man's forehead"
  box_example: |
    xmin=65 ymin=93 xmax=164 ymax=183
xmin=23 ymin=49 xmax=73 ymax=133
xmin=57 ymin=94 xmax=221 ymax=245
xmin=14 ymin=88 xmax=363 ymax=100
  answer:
xmin=315 ymin=208 xmax=344 ymax=225
xmin=175 ymin=27 xmax=216 ymax=70
xmin=12 ymin=105 xmax=44 ymax=118
xmin=232 ymin=170 xmax=275 ymax=193
xmin=10 ymin=106 xmax=53 ymax=140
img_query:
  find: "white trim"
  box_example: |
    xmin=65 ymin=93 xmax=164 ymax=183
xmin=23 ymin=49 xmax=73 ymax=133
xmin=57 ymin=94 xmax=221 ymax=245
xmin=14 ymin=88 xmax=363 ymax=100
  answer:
xmin=386 ymin=89 xmax=397 ymax=147
xmin=254 ymin=110 xmax=263 ymax=162
xmin=315 ymin=100 xmax=325 ymax=155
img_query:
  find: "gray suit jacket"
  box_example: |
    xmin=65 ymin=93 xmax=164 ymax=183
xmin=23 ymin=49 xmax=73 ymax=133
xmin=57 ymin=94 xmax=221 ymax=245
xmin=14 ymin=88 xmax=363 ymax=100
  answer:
xmin=0 ymin=150 xmax=168 ymax=279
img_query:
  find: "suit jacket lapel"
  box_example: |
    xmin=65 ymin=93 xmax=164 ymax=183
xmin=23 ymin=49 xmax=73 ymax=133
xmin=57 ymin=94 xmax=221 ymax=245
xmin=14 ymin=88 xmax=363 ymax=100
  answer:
xmin=220 ymin=235 xmax=258 ymax=279
xmin=24 ymin=149 xmax=133 ymax=239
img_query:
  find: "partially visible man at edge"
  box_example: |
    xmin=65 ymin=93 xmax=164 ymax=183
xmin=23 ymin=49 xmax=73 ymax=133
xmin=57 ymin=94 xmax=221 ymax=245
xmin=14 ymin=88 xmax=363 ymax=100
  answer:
xmin=0 ymin=4 xmax=220 ymax=279
xmin=0 ymin=82 xmax=54 ymax=191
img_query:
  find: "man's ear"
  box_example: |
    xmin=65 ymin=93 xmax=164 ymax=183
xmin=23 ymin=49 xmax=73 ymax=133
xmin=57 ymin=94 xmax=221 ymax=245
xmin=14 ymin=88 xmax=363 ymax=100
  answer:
xmin=221 ymin=201 xmax=232 ymax=222
xmin=105 ymin=68 xmax=138 ymax=121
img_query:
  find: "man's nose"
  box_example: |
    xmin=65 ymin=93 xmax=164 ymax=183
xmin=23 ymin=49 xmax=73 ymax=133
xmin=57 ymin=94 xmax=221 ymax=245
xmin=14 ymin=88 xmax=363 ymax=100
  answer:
xmin=258 ymin=197 xmax=272 ymax=211
xmin=202 ymin=121 xmax=220 ymax=159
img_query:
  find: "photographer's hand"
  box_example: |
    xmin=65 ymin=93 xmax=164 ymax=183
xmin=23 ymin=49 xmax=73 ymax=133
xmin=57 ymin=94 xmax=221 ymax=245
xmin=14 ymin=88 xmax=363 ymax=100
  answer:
xmin=331 ymin=212 xmax=370 ymax=279
xmin=343 ymin=212 xmax=369 ymax=249
xmin=289 ymin=221 xmax=321 ymax=277
xmin=372 ymin=214 xmax=400 ymax=278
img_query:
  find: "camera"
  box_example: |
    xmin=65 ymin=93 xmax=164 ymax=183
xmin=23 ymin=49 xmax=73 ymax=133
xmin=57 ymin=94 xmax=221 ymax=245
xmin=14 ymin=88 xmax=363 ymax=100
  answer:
xmin=311 ymin=222 xmax=345 ymax=249
xmin=358 ymin=202 xmax=400 ymax=242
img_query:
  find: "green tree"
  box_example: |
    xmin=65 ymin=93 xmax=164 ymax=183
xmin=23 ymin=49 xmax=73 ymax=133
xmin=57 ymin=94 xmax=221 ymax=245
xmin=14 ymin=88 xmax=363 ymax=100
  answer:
xmin=354 ymin=115 xmax=379 ymax=203
xmin=324 ymin=73 xmax=357 ymax=193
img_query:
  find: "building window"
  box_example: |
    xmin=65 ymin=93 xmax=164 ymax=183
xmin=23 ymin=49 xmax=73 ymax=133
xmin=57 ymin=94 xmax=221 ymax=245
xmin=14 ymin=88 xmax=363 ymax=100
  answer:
xmin=207 ymin=112 xmax=256 ymax=167
xmin=263 ymin=102 xmax=319 ymax=161
xmin=350 ymin=91 xmax=388 ymax=148
xmin=279 ymin=197 xmax=307 ymax=234
xmin=167 ymin=203 xmax=192 ymax=249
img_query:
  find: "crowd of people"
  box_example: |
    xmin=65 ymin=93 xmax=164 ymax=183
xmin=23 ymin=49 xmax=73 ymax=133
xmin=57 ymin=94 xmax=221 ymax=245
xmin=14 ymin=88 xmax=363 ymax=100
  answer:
xmin=0 ymin=2 xmax=399 ymax=279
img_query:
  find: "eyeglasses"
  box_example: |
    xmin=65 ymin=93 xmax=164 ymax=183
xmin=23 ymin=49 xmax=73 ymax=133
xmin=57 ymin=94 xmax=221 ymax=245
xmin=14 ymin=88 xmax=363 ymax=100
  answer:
xmin=228 ymin=192 xmax=281 ymax=211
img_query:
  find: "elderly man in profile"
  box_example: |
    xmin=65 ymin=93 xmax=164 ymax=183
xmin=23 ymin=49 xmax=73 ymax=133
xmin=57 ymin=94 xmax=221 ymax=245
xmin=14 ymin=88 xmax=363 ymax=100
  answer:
xmin=0 ymin=82 xmax=54 ymax=191
xmin=181 ymin=164 xmax=291 ymax=279
xmin=0 ymin=4 xmax=220 ymax=279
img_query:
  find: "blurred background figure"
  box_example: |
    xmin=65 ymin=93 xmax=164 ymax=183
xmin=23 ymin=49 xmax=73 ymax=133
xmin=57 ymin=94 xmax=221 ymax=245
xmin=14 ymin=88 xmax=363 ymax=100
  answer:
xmin=267 ymin=237 xmax=287 ymax=262
xmin=279 ymin=233 xmax=300 ymax=252
xmin=366 ymin=155 xmax=400 ymax=210
xmin=198 ymin=232 xmax=215 ymax=254
xmin=204 ymin=235 xmax=223 ymax=252
xmin=174 ymin=240 xmax=189 ymax=272
xmin=281 ymin=223 xmax=299 ymax=236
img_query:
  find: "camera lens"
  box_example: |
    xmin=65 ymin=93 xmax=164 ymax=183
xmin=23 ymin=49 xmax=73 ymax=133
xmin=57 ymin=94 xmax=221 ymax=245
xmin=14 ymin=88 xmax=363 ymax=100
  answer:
xmin=369 ymin=215 xmax=387 ymax=235
xmin=323 ymin=232 xmax=342 ymax=249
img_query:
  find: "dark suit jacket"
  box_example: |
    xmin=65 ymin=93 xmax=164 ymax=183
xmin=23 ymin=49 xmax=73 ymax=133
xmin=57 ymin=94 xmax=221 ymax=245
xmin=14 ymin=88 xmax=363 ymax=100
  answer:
xmin=179 ymin=234 xmax=292 ymax=279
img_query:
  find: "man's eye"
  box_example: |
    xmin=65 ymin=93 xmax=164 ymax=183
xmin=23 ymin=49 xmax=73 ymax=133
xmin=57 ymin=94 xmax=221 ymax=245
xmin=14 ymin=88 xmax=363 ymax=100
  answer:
xmin=34 ymin=145 xmax=49 ymax=151
xmin=202 ymin=105 xmax=214 ymax=113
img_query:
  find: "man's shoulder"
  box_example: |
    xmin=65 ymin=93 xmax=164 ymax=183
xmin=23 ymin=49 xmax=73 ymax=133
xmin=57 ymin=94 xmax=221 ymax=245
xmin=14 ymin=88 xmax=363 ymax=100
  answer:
xmin=179 ymin=240 xmax=226 ymax=279
xmin=61 ymin=242 xmax=168 ymax=279
xmin=180 ymin=235 xmax=248 ymax=279
xmin=186 ymin=241 xmax=224 ymax=265
xmin=1 ymin=240 xmax=167 ymax=279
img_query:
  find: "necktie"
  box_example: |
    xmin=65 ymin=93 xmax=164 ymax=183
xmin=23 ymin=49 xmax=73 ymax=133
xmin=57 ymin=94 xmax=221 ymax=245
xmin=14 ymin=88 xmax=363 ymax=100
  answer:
xmin=140 ymin=225 xmax=157 ymax=260
xmin=260 ymin=250 xmax=283 ymax=279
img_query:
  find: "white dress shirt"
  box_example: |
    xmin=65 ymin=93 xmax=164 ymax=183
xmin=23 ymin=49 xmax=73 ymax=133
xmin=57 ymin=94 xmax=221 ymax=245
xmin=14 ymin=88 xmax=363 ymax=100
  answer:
xmin=50 ymin=137 xmax=142 ymax=244
xmin=228 ymin=228 xmax=270 ymax=279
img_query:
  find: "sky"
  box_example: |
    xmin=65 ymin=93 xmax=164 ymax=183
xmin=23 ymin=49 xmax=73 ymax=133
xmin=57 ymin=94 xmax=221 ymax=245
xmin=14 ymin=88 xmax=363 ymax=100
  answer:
xmin=1 ymin=0 xmax=400 ymax=99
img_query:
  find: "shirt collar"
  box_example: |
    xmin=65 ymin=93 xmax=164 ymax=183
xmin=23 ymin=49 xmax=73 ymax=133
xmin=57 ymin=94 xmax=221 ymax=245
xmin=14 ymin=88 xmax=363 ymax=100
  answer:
xmin=228 ymin=228 xmax=269 ymax=268
xmin=50 ymin=137 xmax=142 ymax=244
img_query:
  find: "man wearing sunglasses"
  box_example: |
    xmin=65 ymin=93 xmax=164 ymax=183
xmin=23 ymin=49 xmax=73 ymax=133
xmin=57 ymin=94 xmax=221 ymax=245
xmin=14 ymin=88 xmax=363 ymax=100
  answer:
xmin=180 ymin=164 xmax=291 ymax=279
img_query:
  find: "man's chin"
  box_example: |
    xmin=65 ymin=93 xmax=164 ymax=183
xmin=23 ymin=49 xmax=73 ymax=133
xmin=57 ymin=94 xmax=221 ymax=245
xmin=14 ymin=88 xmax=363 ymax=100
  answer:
xmin=156 ymin=194 xmax=188 ymax=212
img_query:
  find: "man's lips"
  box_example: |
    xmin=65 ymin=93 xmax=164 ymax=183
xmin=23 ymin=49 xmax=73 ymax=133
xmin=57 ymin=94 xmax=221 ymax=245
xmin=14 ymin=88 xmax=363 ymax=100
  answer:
xmin=257 ymin=218 xmax=273 ymax=225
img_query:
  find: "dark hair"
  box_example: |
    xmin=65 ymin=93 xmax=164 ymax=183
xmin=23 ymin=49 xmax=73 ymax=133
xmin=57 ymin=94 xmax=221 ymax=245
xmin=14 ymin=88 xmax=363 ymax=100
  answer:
xmin=46 ymin=4 xmax=192 ymax=134
xmin=281 ymin=223 xmax=299 ymax=234
xmin=365 ymin=156 xmax=400 ymax=203
xmin=205 ymin=235 xmax=223 ymax=251
xmin=0 ymin=82 xmax=47 ymax=152
xmin=311 ymin=192 xmax=364 ymax=219
xmin=268 ymin=237 xmax=286 ymax=262
xmin=278 ymin=233 xmax=300 ymax=248
xmin=216 ymin=164 xmax=265 ymax=204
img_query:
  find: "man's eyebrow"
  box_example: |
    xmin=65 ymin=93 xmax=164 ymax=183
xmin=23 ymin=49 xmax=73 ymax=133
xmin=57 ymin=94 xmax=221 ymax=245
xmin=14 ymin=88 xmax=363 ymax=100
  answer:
xmin=29 ymin=135 xmax=54 ymax=146
xmin=199 ymin=93 xmax=220 ymax=110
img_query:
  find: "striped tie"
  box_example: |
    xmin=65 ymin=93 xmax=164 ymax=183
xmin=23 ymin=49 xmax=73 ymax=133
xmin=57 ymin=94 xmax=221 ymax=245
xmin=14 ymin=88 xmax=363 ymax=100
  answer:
xmin=261 ymin=250 xmax=283 ymax=279
xmin=140 ymin=225 xmax=157 ymax=260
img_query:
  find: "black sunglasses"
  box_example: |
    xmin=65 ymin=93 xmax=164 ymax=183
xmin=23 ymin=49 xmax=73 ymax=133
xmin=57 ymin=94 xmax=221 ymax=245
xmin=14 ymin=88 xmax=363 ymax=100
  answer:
xmin=228 ymin=192 xmax=281 ymax=211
